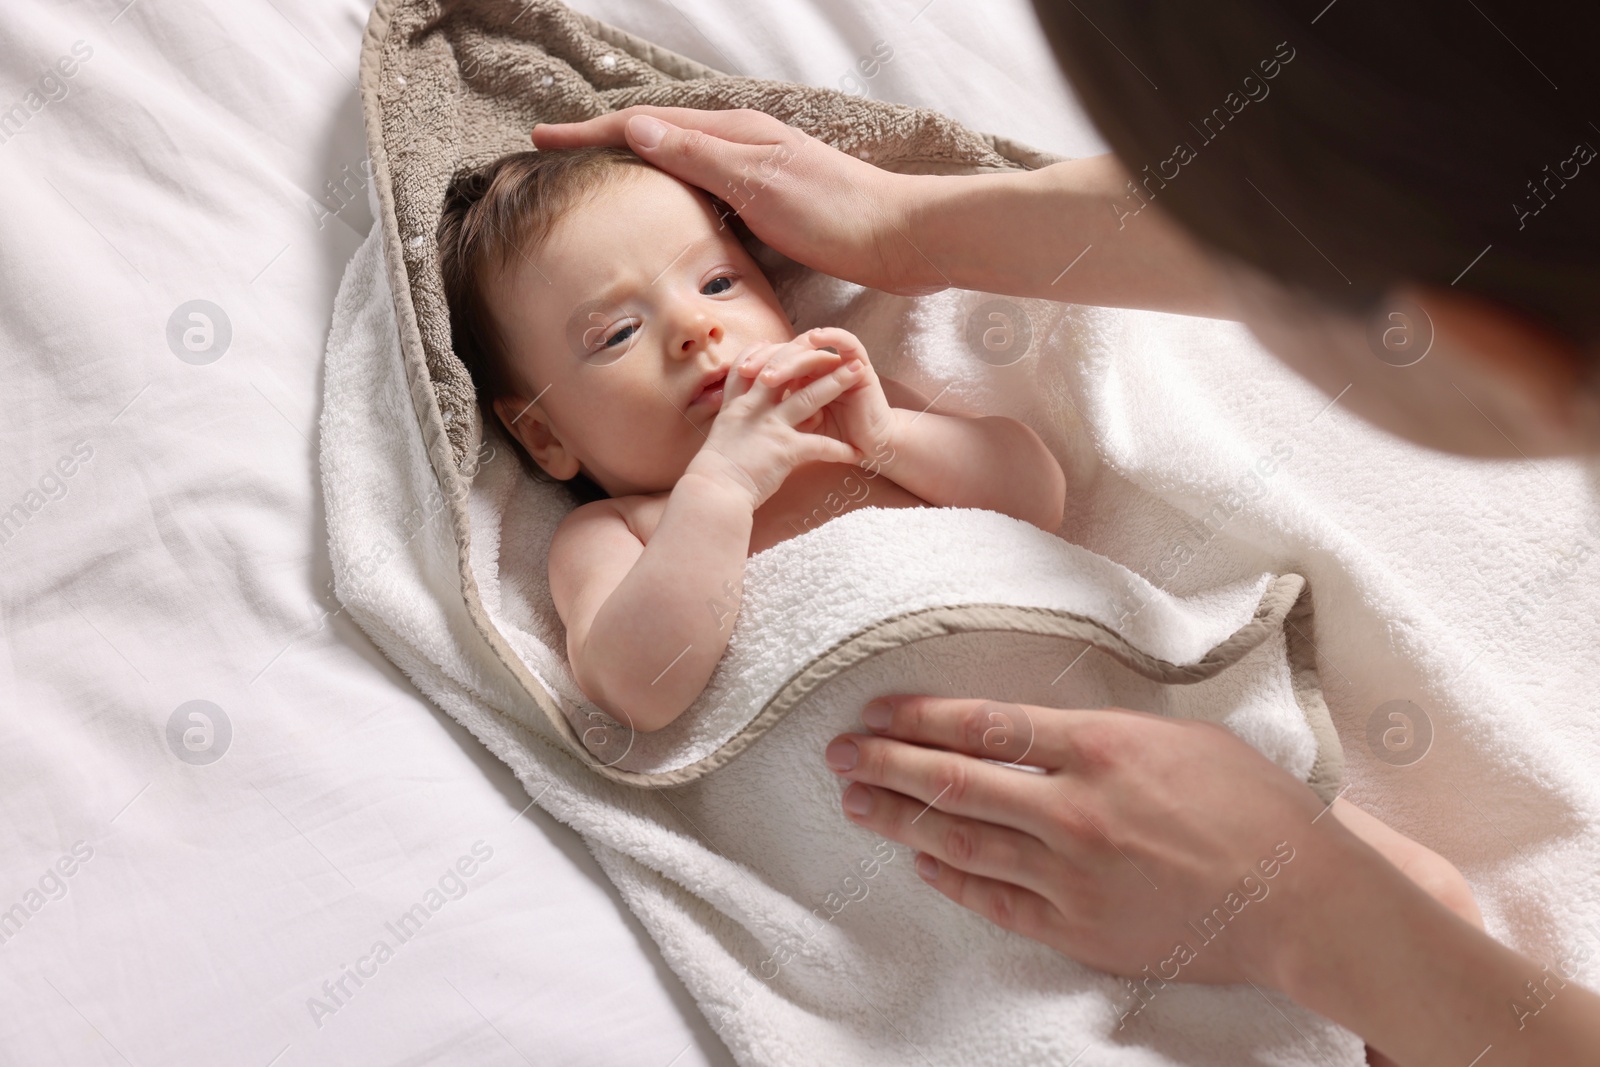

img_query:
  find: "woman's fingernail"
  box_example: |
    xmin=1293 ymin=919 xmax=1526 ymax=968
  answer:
xmin=915 ymin=853 xmax=940 ymax=882
xmin=628 ymin=114 xmax=668 ymax=149
xmin=842 ymin=783 xmax=873 ymax=815
xmin=862 ymin=700 xmax=892 ymax=731
xmin=824 ymin=738 xmax=859 ymax=772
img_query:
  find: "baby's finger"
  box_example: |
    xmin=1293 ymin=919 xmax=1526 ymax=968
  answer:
xmin=734 ymin=355 xmax=799 ymax=408
xmin=721 ymin=352 xmax=759 ymax=403
xmin=801 ymin=327 xmax=870 ymax=365
xmin=777 ymin=361 xmax=863 ymax=424
xmin=735 ymin=343 xmax=780 ymax=380
xmin=796 ymin=431 xmax=862 ymax=468
xmin=756 ymin=344 xmax=844 ymax=389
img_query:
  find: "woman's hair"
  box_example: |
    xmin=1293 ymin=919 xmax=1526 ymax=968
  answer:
xmin=438 ymin=147 xmax=656 ymax=501
xmin=1030 ymin=1 xmax=1600 ymax=347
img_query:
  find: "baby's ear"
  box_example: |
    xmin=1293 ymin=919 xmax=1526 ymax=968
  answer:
xmin=492 ymin=394 xmax=582 ymax=480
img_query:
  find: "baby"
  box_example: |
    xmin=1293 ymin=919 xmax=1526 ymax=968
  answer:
xmin=438 ymin=146 xmax=1068 ymax=734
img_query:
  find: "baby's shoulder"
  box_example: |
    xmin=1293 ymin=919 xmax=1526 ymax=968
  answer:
xmin=553 ymin=490 xmax=668 ymax=550
xmin=547 ymin=495 xmax=654 ymax=606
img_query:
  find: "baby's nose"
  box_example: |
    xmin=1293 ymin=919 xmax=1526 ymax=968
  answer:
xmin=679 ymin=320 xmax=724 ymax=353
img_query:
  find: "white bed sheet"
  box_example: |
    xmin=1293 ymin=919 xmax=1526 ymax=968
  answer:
xmin=0 ymin=2 xmax=716 ymax=1065
xmin=0 ymin=2 xmax=1102 ymax=1065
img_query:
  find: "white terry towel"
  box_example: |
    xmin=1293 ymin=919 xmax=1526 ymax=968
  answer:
xmin=524 ymin=499 xmax=1336 ymax=784
xmin=323 ymin=218 xmax=1362 ymax=1065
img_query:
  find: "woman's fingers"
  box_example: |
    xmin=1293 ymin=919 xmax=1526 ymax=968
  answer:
xmin=826 ymin=729 xmax=1075 ymax=844
xmin=534 ymin=107 xmax=798 ymax=209
xmin=911 ymin=850 xmax=1064 ymax=948
xmin=533 ymin=105 xmax=786 ymax=150
xmin=838 ymin=780 xmax=1062 ymax=902
xmin=823 ymin=696 xmax=1359 ymax=987
xmin=858 ymin=693 xmax=1133 ymax=771
xmin=538 ymin=108 xmax=930 ymax=296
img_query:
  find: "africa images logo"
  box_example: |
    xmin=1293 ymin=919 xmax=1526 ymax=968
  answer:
xmin=0 ymin=40 xmax=94 ymax=147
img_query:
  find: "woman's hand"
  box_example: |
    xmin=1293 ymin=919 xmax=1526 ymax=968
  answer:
xmin=533 ymin=107 xmax=946 ymax=296
xmin=823 ymin=695 xmax=1339 ymax=990
xmin=687 ymin=339 xmax=864 ymax=513
xmin=824 ymin=696 xmax=1600 ymax=1065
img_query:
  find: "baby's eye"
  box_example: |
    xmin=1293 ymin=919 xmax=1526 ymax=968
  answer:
xmin=604 ymin=322 xmax=637 ymax=349
xmin=701 ymin=275 xmax=735 ymax=296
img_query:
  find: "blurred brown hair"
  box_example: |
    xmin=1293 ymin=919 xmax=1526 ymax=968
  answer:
xmin=1031 ymin=1 xmax=1600 ymax=348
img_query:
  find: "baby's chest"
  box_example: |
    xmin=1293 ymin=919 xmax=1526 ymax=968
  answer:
xmin=624 ymin=462 xmax=927 ymax=556
xmin=750 ymin=462 xmax=927 ymax=555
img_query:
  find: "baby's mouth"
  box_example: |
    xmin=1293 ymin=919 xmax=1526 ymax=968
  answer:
xmin=691 ymin=371 xmax=728 ymax=408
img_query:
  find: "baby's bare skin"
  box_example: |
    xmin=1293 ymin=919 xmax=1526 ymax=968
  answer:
xmin=610 ymin=397 xmax=930 ymax=559
xmin=484 ymin=164 xmax=1066 ymax=733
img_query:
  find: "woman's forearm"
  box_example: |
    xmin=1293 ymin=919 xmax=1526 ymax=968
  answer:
xmin=875 ymin=410 xmax=1065 ymax=531
xmin=901 ymin=155 xmax=1236 ymax=318
xmin=1275 ymin=826 xmax=1600 ymax=1066
xmin=576 ymin=470 xmax=752 ymax=732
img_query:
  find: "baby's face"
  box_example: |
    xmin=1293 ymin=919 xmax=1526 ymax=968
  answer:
xmin=486 ymin=165 xmax=795 ymax=496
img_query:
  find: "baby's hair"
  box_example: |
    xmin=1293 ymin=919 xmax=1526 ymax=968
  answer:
xmin=438 ymin=147 xmax=658 ymax=502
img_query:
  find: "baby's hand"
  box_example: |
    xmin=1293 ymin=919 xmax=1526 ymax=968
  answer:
xmin=738 ymin=327 xmax=896 ymax=465
xmin=688 ymin=334 xmax=864 ymax=512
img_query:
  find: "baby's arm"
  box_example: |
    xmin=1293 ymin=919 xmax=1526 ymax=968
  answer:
xmin=874 ymin=377 xmax=1067 ymax=532
xmin=548 ymin=470 xmax=754 ymax=734
xmin=550 ymin=345 xmax=865 ymax=735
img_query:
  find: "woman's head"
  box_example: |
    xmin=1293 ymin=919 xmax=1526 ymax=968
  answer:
xmin=1031 ymin=1 xmax=1600 ymax=456
xmin=438 ymin=147 xmax=795 ymax=498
